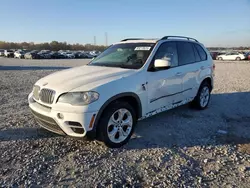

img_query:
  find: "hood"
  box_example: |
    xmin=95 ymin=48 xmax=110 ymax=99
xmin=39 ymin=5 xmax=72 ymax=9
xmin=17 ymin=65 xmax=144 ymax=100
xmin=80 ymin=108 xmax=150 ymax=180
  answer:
xmin=36 ymin=65 xmax=137 ymax=93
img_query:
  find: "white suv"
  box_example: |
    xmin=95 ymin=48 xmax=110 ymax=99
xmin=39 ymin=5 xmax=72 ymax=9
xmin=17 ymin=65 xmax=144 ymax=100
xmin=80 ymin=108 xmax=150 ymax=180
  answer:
xmin=28 ymin=36 xmax=214 ymax=148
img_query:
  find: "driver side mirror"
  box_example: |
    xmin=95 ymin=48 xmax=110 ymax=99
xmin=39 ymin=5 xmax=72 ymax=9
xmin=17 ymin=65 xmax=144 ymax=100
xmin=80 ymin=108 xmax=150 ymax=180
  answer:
xmin=154 ymin=59 xmax=171 ymax=68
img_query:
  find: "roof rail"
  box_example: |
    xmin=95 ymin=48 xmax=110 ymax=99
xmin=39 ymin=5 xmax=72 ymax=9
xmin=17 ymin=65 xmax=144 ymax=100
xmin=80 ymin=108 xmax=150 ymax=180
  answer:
xmin=160 ymin=36 xmax=198 ymax=42
xmin=121 ymin=38 xmax=159 ymax=42
xmin=121 ymin=38 xmax=145 ymax=42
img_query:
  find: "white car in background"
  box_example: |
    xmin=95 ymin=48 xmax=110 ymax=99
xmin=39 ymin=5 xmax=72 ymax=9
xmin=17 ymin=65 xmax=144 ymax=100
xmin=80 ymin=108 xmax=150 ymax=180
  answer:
xmin=14 ymin=51 xmax=25 ymax=59
xmin=28 ymin=36 xmax=214 ymax=148
xmin=0 ymin=49 xmax=5 ymax=56
xmin=217 ymin=52 xmax=245 ymax=61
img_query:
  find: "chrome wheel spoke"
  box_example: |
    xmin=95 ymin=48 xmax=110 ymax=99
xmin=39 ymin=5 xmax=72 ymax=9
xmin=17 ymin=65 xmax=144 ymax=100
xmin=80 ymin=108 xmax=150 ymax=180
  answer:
xmin=118 ymin=109 xmax=127 ymax=121
xmin=108 ymin=126 xmax=118 ymax=138
xmin=200 ymin=86 xmax=210 ymax=107
xmin=107 ymin=108 xmax=133 ymax=143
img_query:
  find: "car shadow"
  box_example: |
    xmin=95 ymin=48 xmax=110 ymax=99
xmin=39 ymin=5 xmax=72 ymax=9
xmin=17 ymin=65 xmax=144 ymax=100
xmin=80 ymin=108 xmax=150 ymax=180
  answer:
xmin=0 ymin=127 xmax=61 ymax=141
xmin=126 ymin=91 xmax=250 ymax=150
xmin=0 ymin=66 xmax=70 ymax=70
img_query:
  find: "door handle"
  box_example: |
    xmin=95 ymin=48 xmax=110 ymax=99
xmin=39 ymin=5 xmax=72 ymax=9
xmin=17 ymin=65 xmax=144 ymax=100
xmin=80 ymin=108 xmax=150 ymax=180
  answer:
xmin=201 ymin=66 xmax=206 ymax=70
xmin=176 ymin=72 xmax=183 ymax=76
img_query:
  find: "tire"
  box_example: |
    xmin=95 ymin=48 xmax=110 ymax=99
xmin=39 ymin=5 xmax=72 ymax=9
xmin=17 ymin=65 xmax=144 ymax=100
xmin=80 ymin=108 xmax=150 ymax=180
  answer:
xmin=236 ymin=57 xmax=241 ymax=61
xmin=191 ymin=82 xmax=211 ymax=110
xmin=218 ymin=57 xmax=223 ymax=60
xmin=97 ymin=101 xmax=136 ymax=148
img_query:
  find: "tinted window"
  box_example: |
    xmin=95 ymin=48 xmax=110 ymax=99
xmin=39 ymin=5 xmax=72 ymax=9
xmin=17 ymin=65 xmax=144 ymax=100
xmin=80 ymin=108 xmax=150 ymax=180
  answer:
xmin=177 ymin=42 xmax=196 ymax=65
xmin=193 ymin=44 xmax=201 ymax=62
xmin=154 ymin=42 xmax=178 ymax=67
xmin=194 ymin=44 xmax=207 ymax=61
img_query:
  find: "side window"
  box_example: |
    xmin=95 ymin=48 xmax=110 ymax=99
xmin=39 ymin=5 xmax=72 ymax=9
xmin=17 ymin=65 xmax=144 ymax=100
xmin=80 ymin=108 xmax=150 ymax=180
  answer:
xmin=194 ymin=44 xmax=207 ymax=61
xmin=177 ymin=42 xmax=196 ymax=65
xmin=154 ymin=42 xmax=178 ymax=67
xmin=192 ymin=44 xmax=201 ymax=62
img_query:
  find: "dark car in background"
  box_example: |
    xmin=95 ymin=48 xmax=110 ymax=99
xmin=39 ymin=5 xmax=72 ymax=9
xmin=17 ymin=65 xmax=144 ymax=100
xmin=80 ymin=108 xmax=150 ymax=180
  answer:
xmin=24 ymin=50 xmax=41 ymax=59
xmin=50 ymin=52 xmax=66 ymax=59
xmin=38 ymin=50 xmax=52 ymax=59
xmin=244 ymin=52 xmax=250 ymax=60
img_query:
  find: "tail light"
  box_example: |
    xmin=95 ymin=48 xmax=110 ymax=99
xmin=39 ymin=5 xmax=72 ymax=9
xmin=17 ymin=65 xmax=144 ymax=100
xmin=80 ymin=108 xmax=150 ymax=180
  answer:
xmin=213 ymin=64 xmax=215 ymax=70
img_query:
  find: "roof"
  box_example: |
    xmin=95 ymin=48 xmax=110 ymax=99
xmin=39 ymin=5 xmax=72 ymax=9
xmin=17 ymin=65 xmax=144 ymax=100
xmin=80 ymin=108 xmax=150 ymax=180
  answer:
xmin=116 ymin=36 xmax=199 ymax=45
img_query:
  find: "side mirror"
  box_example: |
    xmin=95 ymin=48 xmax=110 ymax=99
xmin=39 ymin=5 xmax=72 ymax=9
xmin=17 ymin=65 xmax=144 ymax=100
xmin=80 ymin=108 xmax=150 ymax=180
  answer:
xmin=154 ymin=59 xmax=171 ymax=68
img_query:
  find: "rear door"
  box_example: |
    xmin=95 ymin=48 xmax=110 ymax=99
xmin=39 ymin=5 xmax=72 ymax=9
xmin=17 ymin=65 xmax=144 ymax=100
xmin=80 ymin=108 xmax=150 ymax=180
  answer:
xmin=176 ymin=42 xmax=208 ymax=99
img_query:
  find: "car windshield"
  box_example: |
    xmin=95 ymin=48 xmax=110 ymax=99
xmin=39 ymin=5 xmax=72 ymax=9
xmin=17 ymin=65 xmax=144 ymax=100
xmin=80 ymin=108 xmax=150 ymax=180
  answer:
xmin=89 ymin=43 xmax=155 ymax=69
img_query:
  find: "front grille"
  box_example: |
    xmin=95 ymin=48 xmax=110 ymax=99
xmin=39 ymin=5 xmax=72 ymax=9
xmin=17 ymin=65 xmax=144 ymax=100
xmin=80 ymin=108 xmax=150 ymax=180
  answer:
xmin=39 ymin=89 xmax=55 ymax=104
xmin=31 ymin=109 xmax=65 ymax=135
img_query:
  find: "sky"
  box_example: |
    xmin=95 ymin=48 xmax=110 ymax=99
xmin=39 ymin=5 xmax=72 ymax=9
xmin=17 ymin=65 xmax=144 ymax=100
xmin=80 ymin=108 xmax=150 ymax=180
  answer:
xmin=0 ymin=0 xmax=250 ymax=47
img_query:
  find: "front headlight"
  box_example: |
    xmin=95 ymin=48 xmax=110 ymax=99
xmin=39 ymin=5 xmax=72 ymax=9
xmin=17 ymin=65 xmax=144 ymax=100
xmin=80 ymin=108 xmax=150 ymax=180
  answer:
xmin=57 ymin=91 xmax=99 ymax=105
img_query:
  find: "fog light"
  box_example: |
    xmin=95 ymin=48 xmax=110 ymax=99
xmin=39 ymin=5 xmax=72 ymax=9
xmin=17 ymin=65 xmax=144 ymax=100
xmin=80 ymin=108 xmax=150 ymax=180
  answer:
xmin=57 ymin=113 xmax=64 ymax=119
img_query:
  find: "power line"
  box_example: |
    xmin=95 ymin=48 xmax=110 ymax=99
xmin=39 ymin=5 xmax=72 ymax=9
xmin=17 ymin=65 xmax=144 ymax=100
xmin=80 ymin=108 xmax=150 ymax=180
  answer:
xmin=105 ymin=32 xmax=108 ymax=46
xmin=94 ymin=36 xmax=96 ymax=45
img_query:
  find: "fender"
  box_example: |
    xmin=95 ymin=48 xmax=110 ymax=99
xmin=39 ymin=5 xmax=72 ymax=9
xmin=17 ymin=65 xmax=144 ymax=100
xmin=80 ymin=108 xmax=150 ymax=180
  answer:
xmin=86 ymin=92 xmax=142 ymax=138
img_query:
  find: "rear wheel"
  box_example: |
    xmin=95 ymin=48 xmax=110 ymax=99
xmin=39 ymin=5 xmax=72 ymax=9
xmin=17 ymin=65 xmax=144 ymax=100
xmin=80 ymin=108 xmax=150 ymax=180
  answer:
xmin=97 ymin=101 xmax=136 ymax=148
xmin=191 ymin=82 xmax=211 ymax=110
xmin=218 ymin=57 xmax=223 ymax=60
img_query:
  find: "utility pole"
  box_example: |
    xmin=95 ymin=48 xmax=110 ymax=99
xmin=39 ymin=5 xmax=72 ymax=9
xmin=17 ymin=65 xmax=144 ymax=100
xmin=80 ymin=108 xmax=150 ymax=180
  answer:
xmin=105 ymin=32 xmax=108 ymax=46
xmin=94 ymin=36 xmax=96 ymax=45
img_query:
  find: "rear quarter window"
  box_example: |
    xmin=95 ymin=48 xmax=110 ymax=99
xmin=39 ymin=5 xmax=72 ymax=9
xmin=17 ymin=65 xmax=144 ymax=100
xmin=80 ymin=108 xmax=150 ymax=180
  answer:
xmin=194 ymin=44 xmax=207 ymax=61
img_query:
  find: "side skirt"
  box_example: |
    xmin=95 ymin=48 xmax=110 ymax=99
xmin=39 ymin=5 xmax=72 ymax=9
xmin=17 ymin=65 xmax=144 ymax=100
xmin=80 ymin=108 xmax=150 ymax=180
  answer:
xmin=138 ymin=97 xmax=194 ymax=121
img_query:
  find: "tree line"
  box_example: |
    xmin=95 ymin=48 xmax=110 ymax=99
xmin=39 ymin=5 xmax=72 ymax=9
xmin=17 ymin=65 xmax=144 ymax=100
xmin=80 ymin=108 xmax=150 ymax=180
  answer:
xmin=0 ymin=41 xmax=107 ymax=51
xmin=0 ymin=41 xmax=249 ymax=52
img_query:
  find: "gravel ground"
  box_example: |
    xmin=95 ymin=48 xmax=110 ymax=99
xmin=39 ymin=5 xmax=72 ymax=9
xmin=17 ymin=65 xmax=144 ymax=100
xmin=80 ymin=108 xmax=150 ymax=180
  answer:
xmin=0 ymin=59 xmax=250 ymax=187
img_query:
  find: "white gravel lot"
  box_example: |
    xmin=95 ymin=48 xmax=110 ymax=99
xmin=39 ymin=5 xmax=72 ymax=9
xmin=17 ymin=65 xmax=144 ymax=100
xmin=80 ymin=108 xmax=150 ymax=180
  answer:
xmin=0 ymin=58 xmax=250 ymax=187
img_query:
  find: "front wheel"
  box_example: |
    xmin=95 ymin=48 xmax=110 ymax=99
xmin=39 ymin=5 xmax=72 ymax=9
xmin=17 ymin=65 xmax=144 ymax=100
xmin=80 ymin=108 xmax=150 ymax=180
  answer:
xmin=97 ymin=101 xmax=136 ymax=148
xmin=218 ymin=57 xmax=223 ymax=60
xmin=191 ymin=82 xmax=211 ymax=110
xmin=236 ymin=57 xmax=241 ymax=61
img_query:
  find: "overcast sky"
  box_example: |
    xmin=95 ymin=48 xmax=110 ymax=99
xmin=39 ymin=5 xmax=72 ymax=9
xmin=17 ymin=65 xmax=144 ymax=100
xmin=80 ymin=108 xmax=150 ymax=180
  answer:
xmin=0 ymin=0 xmax=250 ymax=47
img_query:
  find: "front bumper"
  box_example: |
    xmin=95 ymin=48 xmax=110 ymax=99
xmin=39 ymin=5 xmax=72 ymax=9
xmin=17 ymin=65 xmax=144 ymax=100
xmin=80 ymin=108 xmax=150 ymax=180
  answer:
xmin=28 ymin=93 xmax=98 ymax=137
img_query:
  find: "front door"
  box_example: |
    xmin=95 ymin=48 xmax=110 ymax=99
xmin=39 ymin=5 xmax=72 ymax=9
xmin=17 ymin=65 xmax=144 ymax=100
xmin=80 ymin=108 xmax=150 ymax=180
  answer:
xmin=146 ymin=42 xmax=183 ymax=113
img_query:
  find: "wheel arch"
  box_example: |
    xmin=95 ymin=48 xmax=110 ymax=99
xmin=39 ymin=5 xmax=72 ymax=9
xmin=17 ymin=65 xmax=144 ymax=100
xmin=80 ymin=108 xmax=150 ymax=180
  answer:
xmin=87 ymin=92 xmax=142 ymax=138
xmin=200 ymin=77 xmax=213 ymax=91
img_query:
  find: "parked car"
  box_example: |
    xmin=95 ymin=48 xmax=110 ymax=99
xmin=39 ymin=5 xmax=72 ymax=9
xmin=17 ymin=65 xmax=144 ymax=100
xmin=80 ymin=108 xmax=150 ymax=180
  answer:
xmin=50 ymin=52 xmax=66 ymax=59
xmin=63 ymin=52 xmax=75 ymax=59
xmin=4 ymin=50 xmax=14 ymax=58
xmin=24 ymin=51 xmax=41 ymax=59
xmin=38 ymin=51 xmax=52 ymax=59
xmin=28 ymin=36 xmax=214 ymax=148
xmin=210 ymin=52 xmax=219 ymax=60
xmin=217 ymin=52 xmax=245 ymax=61
xmin=83 ymin=52 xmax=94 ymax=58
xmin=14 ymin=51 xmax=25 ymax=59
xmin=0 ymin=49 xmax=5 ymax=56
xmin=244 ymin=52 xmax=250 ymax=60
xmin=89 ymin=50 xmax=101 ymax=57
